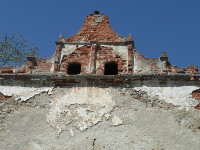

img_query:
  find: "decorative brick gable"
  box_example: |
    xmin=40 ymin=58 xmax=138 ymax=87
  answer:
xmin=66 ymin=11 xmax=128 ymax=42
xmin=0 ymin=11 xmax=198 ymax=76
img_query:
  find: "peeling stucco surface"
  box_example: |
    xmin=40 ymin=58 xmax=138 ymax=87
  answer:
xmin=47 ymin=87 xmax=116 ymax=132
xmin=0 ymin=85 xmax=200 ymax=150
xmin=100 ymin=45 xmax=128 ymax=61
xmin=112 ymin=115 xmax=123 ymax=126
xmin=46 ymin=56 xmax=55 ymax=73
xmin=135 ymin=86 xmax=199 ymax=110
xmin=60 ymin=44 xmax=77 ymax=63
xmin=0 ymin=85 xmax=53 ymax=101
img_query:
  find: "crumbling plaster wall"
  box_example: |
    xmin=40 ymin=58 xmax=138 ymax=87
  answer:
xmin=0 ymin=83 xmax=200 ymax=149
xmin=0 ymin=84 xmax=198 ymax=109
xmin=45 ymin=85 xmax=199 ymax=134
xmin=0 ymin=86 xmax=53 ymax=101
xmin=133 ymin=50 xmax=166 ymax=73
xmin=135 ymin=86 xmax=199 ymax=110
xmin=47 ymin=87 xmax=118 ymax=132
xmin=0 ymin=83 xmax=199 ymax=133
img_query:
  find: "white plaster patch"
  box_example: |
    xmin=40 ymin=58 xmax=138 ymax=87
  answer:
xmin=50 ymin=64 xmax=54 ymax=73
xmin=112 ymin=115 xmax=123 ymax=126
xmin=60 ymin=44 xmax=78 ymax=63
xmin=112 ymin=45 xmax=128 ymax=60
xmin=47 ymin=87 xmax=116 ymax=132
xmin=157 ymin=59 xmax=166 ymax=72
xmin=133 ymin=54 xmax=151 ymax=73
xmin=101 ymin=45 xmax=128 ymax=60
xmin=0 ymin=86 xmax=53 ymax=101
xmin=135 ymin=86 xmax=199 ymax=110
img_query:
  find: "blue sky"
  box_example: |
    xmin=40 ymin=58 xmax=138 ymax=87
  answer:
xmin=0 ymin=0 xmax=199 ymax=67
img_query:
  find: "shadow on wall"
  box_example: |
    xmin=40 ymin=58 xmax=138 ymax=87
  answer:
xmin=67 ymin=62 xmax=81 ymax=75
xmin=104 ymin=62 xmax=118 ymax=75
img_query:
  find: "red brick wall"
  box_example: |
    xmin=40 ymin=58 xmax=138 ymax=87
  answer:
xmin=0 ymin=92 xmax=5 ymax=101
xmin=96 ymin=46 xmax=126 ymax=74
xmin=66 ymin=14 xmax=127 ymax=42
xmin=60 ymin=46 xmax=92 ymax=73
xmin=59 ymin=45 xmax=130 ymax=75
xmin=1 ymin=66 xmax=14 ymax=73
xmin=184 ymin=66 xmax=199 ymax=75
xmin=128 ymin=45 xmax=133 ymax=73
xmin=168 ymin=65 xmax=199 ymax=75
xmin=19 ymin=59 xmax=53 ymax=73
xmin=0 ymin=58 xmax=53 ymax=74
xmin=192 ymin=89 xmax=200 ymax=110
xmin=192 ymin=89 xmax=200 ymax=100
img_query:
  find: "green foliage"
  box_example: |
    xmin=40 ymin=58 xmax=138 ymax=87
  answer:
xmin=0 ymin=33 xmax=39 ymax=68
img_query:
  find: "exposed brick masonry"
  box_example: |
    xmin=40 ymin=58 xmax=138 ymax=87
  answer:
xmin=0 ymin=92 xmax=5 ymax=101
xmin=0 ymin=11 xmax=198 ymax=75
xmin=192 ymin=89 xmax=200 ymax=110
xmin=66 ymin=13 xmax=127 ymax=42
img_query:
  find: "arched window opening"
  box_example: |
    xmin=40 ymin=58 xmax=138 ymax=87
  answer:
xmin=104 ymin=62 xmax=118 ymax=75
xmin=67 ymin=63 xmax=81 ymax=75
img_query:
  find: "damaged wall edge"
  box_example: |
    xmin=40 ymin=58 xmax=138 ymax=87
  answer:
xmin=0 ymin=74 xmax=199 ymax=87
xmin=0 ymin=74 xmax=199 ymax=110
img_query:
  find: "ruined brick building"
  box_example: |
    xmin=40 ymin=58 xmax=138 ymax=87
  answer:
xmin=0 ymin=11 xmax=199 ymax=110
xmin=0 ymin=13 xmax=200 ymax=148
xmin=0 ymin=11 xmax=199 ymax=75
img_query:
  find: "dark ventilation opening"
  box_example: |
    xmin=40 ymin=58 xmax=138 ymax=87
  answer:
xmin=104 ymin=62 xmax=118 ymax=75
xmin=67 ymin=63 xmax=81 ymax=75
xmin=177 ymin=71 xmax=185 ymax=74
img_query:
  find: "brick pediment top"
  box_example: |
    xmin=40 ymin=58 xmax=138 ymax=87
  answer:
xmin=66 ymin=11 xmax=128 ymax=42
